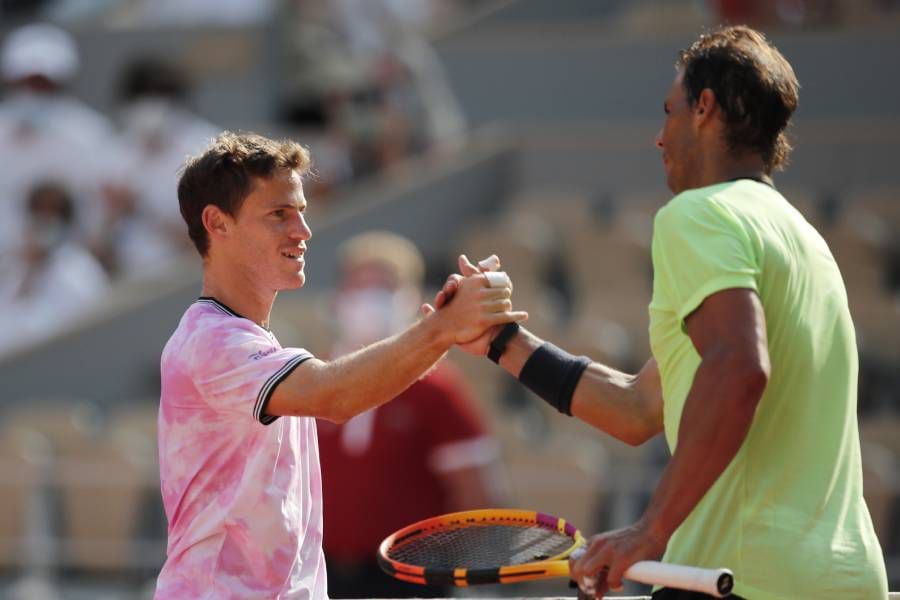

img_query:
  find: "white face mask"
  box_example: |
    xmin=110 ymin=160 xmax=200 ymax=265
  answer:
xmin=28 ymin=216 xmax=68 ymax=251
xmin=8 ymin=92 xmax=57 ymax=132
xmin=121 ymin=98 xmax=174 ymax=147
xmin=334 ymin=287 xmax=419 ymax=348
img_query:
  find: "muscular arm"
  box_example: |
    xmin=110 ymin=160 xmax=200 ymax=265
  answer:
xmin=267 ymin=274 xmax=526 ymax=423
xmin=571 ymin=287 xmax=770 ymax=594
xmin=641 ymin=287 xmax=770 ymax=541
xmin=495 ymin=327 xmax=663 ymax=445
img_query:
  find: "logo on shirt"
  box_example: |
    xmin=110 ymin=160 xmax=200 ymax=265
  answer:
xmin=249 ymin=347 xmax=278 ymax=361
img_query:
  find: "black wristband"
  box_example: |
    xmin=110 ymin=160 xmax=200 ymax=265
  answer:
xmin=488 ymin=322 xmax=520 ymax=363
xmin=518 ymin=342 xmax=591 ymax=416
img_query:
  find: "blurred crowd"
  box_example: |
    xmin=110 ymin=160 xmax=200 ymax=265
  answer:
xmin=0 ymin=1 xmax=473 ymax=357
xmin=0 ymin=22 xmax=217 ymax=356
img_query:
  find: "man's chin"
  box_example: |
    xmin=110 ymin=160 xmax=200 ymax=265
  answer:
xmin=276 ymin=272 xmax=306 ymax=291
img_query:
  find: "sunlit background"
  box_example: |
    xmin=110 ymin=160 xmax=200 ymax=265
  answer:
xmin=0 ymin=1 xmax=898 ymax=598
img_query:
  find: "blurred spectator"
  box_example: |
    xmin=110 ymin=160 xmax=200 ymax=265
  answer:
xmin=279 ymin=0 xmax=466 ymax=185
xmin=0 ymin=22 xmax=117 ymax=257
xmin=0 ymin=181 xmax=109 ymax=357
xmin=318 ymin=231 xmax=505 ymax=598
xmin=90 ymin=57 xmax=217 ymax=277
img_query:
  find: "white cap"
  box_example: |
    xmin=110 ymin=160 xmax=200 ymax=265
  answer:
xmin=1 ymin=23 xmax=79 ymax=83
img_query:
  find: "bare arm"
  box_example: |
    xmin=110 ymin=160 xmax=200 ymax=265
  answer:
xmin=570 ymin=288 xmax=770 ymax=595
xmin=436 ymin=257 xmax=663 ymax=445
xmin=267 ymin=273 xmax=527 ymax=423
xmin=494 ymin=327 xmax=663 ymax=445
xmin=640 ymin=287 xmax=770 ymax=542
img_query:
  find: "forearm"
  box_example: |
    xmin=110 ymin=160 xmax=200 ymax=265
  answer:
xmin=270 ymin=314 xmax=451 ymax=422
xmin=639 ymin=353 xmax=767 ymax=543
xmin=498 ymin=327 xmax=662 ymax=445
xmin=571 ymin=358 xmax=663 ymax=445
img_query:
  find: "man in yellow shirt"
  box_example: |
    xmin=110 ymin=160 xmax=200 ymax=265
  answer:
xmin=440 ymin=25 xmax=888 ymax=599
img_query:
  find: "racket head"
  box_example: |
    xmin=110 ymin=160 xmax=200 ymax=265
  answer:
xmin=377 ymin=508 xmax=584 ymax=586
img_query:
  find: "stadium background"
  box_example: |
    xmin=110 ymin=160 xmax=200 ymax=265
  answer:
xmin=0 ymin=0 xmax=897 ymax=597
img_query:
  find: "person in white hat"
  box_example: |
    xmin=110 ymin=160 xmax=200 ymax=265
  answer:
xmin=0 ymin=23 xmax=117 ymax=258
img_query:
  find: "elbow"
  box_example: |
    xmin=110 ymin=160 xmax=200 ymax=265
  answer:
xmin=621 ymin=432 xmax=651 ymax=447
xmin=315 ymin=390 xmax=353 ymax=424
xmin=621 ymin=421 xmax=663 ymax=447
xmin=323 ymin=412 xmax=351 ymax=425
xmin=730 ymin=355 xmax=770 ymax=414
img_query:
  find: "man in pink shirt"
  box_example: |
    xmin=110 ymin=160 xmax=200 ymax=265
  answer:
xmin=156 ymin=131 xmax=525 ymax=599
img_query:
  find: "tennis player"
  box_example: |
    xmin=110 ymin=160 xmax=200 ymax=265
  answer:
xmin=439 ymin=26 xmax=888 ymax=599
xmin=154 ymin=132 xmax=526 ymax=598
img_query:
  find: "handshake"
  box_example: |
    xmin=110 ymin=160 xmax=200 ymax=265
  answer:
xmin=420 ymin=254 xmax=528 ymax=356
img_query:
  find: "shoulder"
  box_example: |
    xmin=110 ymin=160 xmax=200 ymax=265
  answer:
xmin=655 ymin=182 xmax=745 ymax=234
xmin=171 ymin=302 xmax=265 ymax=358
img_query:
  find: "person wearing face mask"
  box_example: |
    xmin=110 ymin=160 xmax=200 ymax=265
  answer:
xmin=0 ymin=23 xmax=118 ymax=258
xmin=317 ymin=231 xmax=506 ymax=599
xmin=90 ymin=57 xmax=219 ymax=277
xmin=0 ymin=181 xmax=109 ymax=357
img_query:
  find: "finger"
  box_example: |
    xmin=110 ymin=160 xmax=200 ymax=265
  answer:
xmin=478 ymin=287 xmax=512 ymax=300
xmin=458 ymin=254 xmax=481 ymax=276
xmin=437 ymin=275 xmax=463 ymax=308
xmin=482 ymin=270 xmax=511 ymax=289
xmin=481 ymin=298 xmax=513 ymax=314
xmin=483 ymin=311 xmax=529 ymax=325
xmin=442 ymin=274 xmax=463 ymax=296
xmin=606 ymin=562 xmax=626 ymax=592
xmin=478 ymin=254 xmax=500 ymax=271
xmin=433 ymin=291 xmax=447 ymax=310
xmin=420 ymin=303 xmax=435 ymax=317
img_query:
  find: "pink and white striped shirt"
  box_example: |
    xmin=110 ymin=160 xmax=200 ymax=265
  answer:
xmin=156 ymin=297 xmax=327 ymax=599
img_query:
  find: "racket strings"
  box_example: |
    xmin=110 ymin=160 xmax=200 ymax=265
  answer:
xmin=388 ymin=524 xmax=574 ymax=569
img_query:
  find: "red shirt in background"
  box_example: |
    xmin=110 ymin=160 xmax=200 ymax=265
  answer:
xmin=318 ymin=361 xmax=493 ymax=563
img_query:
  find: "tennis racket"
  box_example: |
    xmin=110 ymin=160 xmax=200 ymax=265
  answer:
xmin=377 ymin=509 xmax=734 ymax=597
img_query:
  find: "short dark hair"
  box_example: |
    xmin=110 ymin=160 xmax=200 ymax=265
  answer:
xmin=677 ymin=25 xmax=799 ymax=174
xmin=177 ymin=131 xmax=310 ymax=256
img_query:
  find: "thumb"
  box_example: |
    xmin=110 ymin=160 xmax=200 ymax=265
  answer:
xmin=458 ymin=254 xmax=481 ymax=276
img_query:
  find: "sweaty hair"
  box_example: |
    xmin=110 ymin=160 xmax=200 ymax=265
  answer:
xmin=178 ymin=131 xmax=310 ymax=256
xmin=677 ymin=25 xmax=799 ymax=174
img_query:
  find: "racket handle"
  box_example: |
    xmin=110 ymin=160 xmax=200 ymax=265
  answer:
xmin=625 ymin=561 xmax=733 ymax=597
xmin=569 ymin=550 xmax=733 ymax=598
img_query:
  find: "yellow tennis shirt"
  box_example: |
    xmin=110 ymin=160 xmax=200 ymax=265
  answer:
xmin=648 ymin=179 xmax=888 ymax=599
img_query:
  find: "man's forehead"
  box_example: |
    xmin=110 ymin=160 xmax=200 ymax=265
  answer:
xmin=667 ymin=71 xmax=686 ymax=101
xmin=247 ymin=170 xmax=307 ymax=208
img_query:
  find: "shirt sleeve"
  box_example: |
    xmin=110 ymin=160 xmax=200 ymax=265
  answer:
xmin=188 ymin=319 xmax=313 ymax=425
xmin=651 ymin=193 xmax=760 ymax=328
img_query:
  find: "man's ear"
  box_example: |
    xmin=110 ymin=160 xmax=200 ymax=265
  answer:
xmin=201 ymin=204 xmax=231 ymax=245
xmin=694 ymin=88 xmax=718 ymax=126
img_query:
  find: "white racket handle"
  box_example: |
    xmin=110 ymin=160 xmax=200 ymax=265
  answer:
xmin=570 ymin=549 xmax=733 ymax=598
xmin=625 ymin=561 xmax=733 ymax=597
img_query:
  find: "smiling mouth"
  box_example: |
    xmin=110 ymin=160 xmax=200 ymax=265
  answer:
xmin=281 ymin=250 xmax=304 ymax=260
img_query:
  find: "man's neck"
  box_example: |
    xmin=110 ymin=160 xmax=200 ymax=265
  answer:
xmin=698 ymin=148 xmax=771 ymax=188
xmin=201 ymin=259 xmax=276 ymax=329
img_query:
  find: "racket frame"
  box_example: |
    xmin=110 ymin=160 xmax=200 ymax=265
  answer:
xmin=377 ymin=508 xmax=585 ymax=586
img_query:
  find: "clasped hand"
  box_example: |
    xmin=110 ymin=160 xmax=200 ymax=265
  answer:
xmin=421 ymin=254 xmax=526 ymax=354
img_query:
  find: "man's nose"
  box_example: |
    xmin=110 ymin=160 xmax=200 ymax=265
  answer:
xmin=654 ymin=129 xmax=664 ymax=150
xmin=290 ymin=215 xmax=312 ymax=241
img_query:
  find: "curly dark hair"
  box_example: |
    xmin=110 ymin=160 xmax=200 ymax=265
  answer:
xmin=677 ymin=26 xmax=799 ymax=174
xmin=177 ymin=131 xmax=310 ymax=256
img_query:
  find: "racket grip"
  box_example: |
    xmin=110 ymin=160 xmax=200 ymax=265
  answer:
xmin=625 ymin=561 xmax=733 ymax=597
xmin=568 ymin=550 xmax=733 ymax=598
